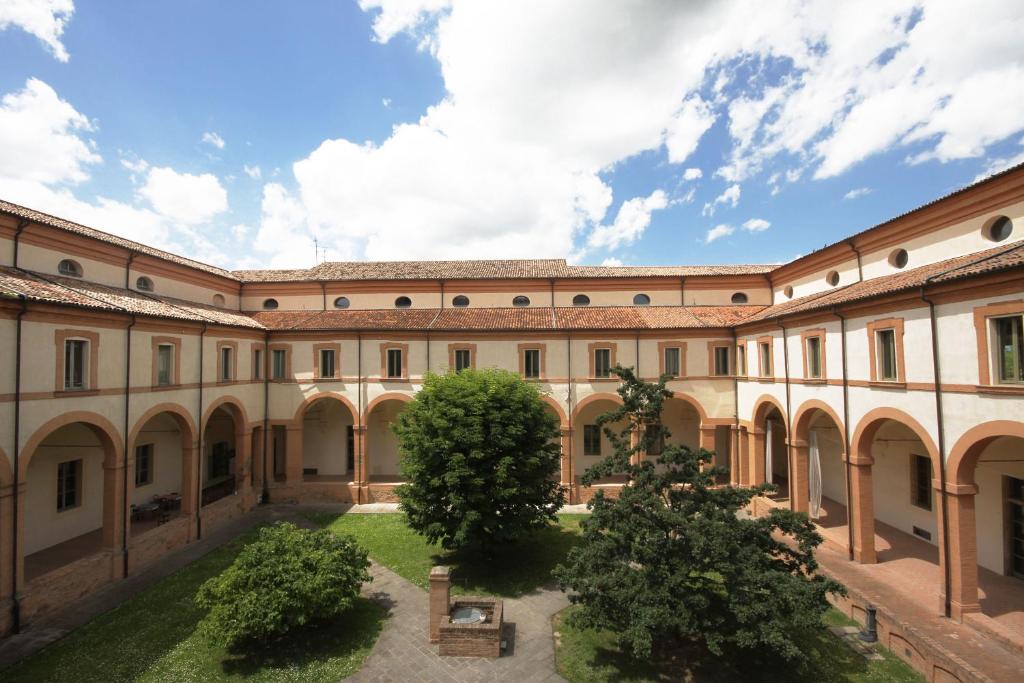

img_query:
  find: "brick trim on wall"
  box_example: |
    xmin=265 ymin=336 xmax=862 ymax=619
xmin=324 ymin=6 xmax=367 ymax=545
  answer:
xmin=866 ymin=317 xmax=906 ymax=384
xmin=800 ymin=328 xmax=827 ymax=381
xmin=313 ymin=342 xmax=342 ymax=379
xmin=757 ymin=335 xmax=774 ymax=378
xmin=216 ymin=340 xmax=239 ymax=382
xmin=706 ymin=341 xmax=733 ymax=377
xmin=735 ymin=340 xmax=747 ymax=377
xmin=54 ymin=329 xmax=100 ymax=392
xmin=972 ymin=299 xmax=1024 ymax=386
xmin=447 ymin=343 xmax=477 ymax=371
xmin=657 ymin=341 xmax=687 ymax=378
xmin=380 ymin=342 xmax=410 ymax=380
xmin=268 ymin=343 xmax=291 ymax=381
xmin=150 ymin=335 xmax=182 ymax=387
xmin=587 ymin=342 xmax=617 ymax=379
xmin=517 ymin=343 xmax=547 ymax=379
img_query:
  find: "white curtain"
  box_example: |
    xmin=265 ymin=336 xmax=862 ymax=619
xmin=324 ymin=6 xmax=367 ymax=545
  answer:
xmin=809 ymin=430 xmax=822 ymax=519
xmin=765 ymin=420 xmax=773 ymax=485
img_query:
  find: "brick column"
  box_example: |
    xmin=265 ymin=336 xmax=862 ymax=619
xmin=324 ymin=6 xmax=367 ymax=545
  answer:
xmin=847 ymin=452 xmax=876 ymax=564
xmin=737 ymin=427 xmax=750 ymax=485
xmin=559 ymin=427 xmax=572 ymax=484
xmin=0 ymin=479 xmax=14 ymax=635
xmin=180 ymin=441 xmax=199 ymax=540
xmin=943 ymin=482 xmax=981 ymax=621
xmin=354 ymin=424 xmax=369 ymax=503
xmin=728 ymin=426 xmax=740 ymax=485
xmin=629 ymin=426 xmax=640 ymax=466
xmin=235 ymin=427 xmax=253 ymax=506
xmin=749 ymin=428 xmax=766 ymax=485
xmin=102 ymin=456 xmax=128 ymax=580
xmin=429 ymin=566 xmax=451 ymax=643
xmin=789 ymin=438 xmax=809 ymax=514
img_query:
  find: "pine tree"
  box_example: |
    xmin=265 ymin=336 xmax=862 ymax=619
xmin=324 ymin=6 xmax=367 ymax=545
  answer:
xmin=553 ymin=366 xmax=844 ymax=663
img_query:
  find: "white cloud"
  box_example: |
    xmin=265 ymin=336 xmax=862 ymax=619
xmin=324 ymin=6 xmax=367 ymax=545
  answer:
xmin=358 ymin=0 xmax=451 ymax=44
xmin=201 ymin=131 xmax=225 ymax=149
xmin=973 ymin=140 xmax=1024 ymax=182
xmin=742 ymin=218 xmax=770 ymax=232
xmin=600 ymin=257 xmax=624 ymax=267
xmin=382 ymin=97 xmax=392 ymax=108
xmin=587 ymin=189 xmax=668 ymax=251
xmin=139 ymin=167 xmax=228 ymax=225
xmin=843 ymin=186 xmax=872 ymax=200
xmin=120 ymin=157 xmax=148 ymax=175
xmin=702 ymin=183 xmax=740 ymax=216
xmin=243 ymin=164 xmax=262 ymax=179
xmin=704 ymin=224 xmax=734 ymax=244
xmin=682 ymin=167 xmax=702 ymax=181
xmin=0 ymin=0 xmax=74 ymax=62
xmin=664 ymin=96 xmax=715 ymax=164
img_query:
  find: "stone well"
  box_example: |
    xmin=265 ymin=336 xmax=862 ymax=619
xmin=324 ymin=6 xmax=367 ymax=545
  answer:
xmin=429 ymin=566 xmax=504 ymax=658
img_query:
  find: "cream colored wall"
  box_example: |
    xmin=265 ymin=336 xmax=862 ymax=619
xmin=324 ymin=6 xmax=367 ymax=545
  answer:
xmin=684 ymin=287 xmax=772 ymax=306
xmin=241 ymin=294 xmax=324 ymax=312
xmin=974 ymin=437 xmax=1024 ymax=574
xmin=24 ymin=423 xmax=105 ymax=555
xmin=812 ymin=421 xmax=846 ymax=506
xmin=130 ymin=412 xmax=183 ymax=506
xmin=444 ymin=290 xmax=550 ymax=308
xmin=870 ymin=421 xmax=938 ymax=546
xmin=0 ymin=233 xmax=13 ymax=265
xmin=367 ymin=399 xmax=404 ymax=476
xmin=18 ymin=241 xmax=125 ymax=288
xmin=302 ymin=399 xmax=352 ymax=475
xmin=202 ymin=410 xmax=236 ymax=487
xmin=573 ymin=398 xmax=626 ymax=476
xmin=128 ymin=268 xmax=238 ymax=309
xmin=554 ymin=289 xmax=680 ymax=307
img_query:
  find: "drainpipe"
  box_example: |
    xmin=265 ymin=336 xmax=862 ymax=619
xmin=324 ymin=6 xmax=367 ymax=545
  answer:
xmin=635 ymin=334 xmax=640 ymax=377
xmin=12 ymin=219 xmax=28 ymax=268
xmin=320 ymin=282 xmax=327 ymax=310
xmin=262 ymin=330 xmax=270 ymax=503
xmin=196 ymin=323 xmax=207 ymax=540
xmin=921 ymin=282 xmax=951 ymax=617
xmin=357 ymin=332 xmax=363 ymax=486
xmin=847 ymin=240 xmax=863 ymax=282
xmin=549 ymin=279 xmax=555 ymax=308
xmin=731 ymin=327 xmax=740 ymax=484
xmin=832 ymin=307 xmax=855 ymax=561
xmin=777 ymin=320 xmax=794 ymax=503
xmin=11 ymin=296 xmax=27 ymax=632
xmin=566 ymin=333 xmax=573 ymax=492
xmin=679 ymin=277 xmax=686 ymax=306
xmin=439 ymin=280 xmax=445 ymax=309
xmin=122 ymin=314 xmax=137 ymax=577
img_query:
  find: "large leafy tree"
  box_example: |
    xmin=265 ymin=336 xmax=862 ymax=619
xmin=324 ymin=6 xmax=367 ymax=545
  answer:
xmin=553 ymin=366 xmax=844 ymax=663
xmin=394 ymin=368 xmax=564 ymax=553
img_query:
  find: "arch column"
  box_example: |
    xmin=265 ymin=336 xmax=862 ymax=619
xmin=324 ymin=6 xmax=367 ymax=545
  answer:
xmin=736 ymin=426 xmax=749 ymax=485
xmin=102 ymin=456 xmax=128 ymax=579
xmin=846 ymin=452 xmax=875 ymax=564
xmin=0 ymin=480 xmax=15 ymax=620
xmin=943 ymin=481 xmax=981 ymax=620
xmin=354 ymin=425 xmax=368 ymax=503
xmin=181 ymin=441 xmax=199 ymax=540
xmin=285 ymin=427 xmax=303 ymax=487
xmin=748 ymin=428 xmax=766 ymax=485
xmin=698 ymin=425 xmax=716 ymax=452
xmin=789 ymin=438 xmax=810 ymax=514
xmin=559 ymin=427 xmax=572 ymax=486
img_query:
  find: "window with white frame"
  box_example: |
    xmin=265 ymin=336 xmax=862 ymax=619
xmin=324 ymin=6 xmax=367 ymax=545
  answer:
xmin=664 ymin=346 xmax=681 ymax=378
xmin=135 ymin=444 xmax=154 ymax=487
xmin=594 ymin=348 xmax=611 ymax=378
xmin=523 ymin=348 xmax=541 ymax=378
xmin=993 ymin=315 xmax=1024 ymax=384
xmin=64 ymin=339 xmax=87 ymax=390
xmin=805 ymin=336 xmax=822 ymax=379
xmin=320 ymin=348 xmax=336 ymax=378
xmin=156 ymin=344 xmax=173 ymax=386
xmin=57 ymin=459 xmax=82 ymax=511
xmin=386 ymin=348 xmax=403 ymax=378
xmin=736 ymin=343 xmax=747 ymax=376
xmin=876 ymin=329 xmax=898 ymax=381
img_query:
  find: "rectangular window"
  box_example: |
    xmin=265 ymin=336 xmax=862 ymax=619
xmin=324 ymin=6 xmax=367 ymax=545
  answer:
xmin=523 ymin=349 xmax=541 ymax=378
xmin=64 ymin=339 xmax=87 ymax=390
xmin=220 ymin=346 xmax=233 ymax=381
xmin=156 ymin=344 xmax=173 ymax=386
xmin=387 ymin=348 xmax=403 ymax=378
xmin=594 ymin=348 xmax=611 ymax=378
xmin=911 ymin=454 xmax=932 ymax=510
xmin=583 ymin=425 xmax=602 ymax=456
xmin=454 ymin=348 xmax=471 ymax=372
xmin=664 ymin=347 xmax=680 ymax=378
xmin=1009 ymin=476 xmax=1024 ymax=578
xmin=759 ymin=342 xmax=772 ymax=377
xmin=713 ymin=346 xmax=730 ymax=376
xmin=877 ymin=329 xmax=898 ymax=381
xmin=736 ymin=344 xmax=746 ymax=376
xmin=320 ymin=348 xmax=336 ymax=378
xmin=272 ymin=349 xmax=286 ymax=379
xmin=57 ymin=459 xmax=82 ymax=511
xmin=253 ymin=348 xmax=263 ymax=380
xmin=994 ymin=316 xmax=1024 ymax=384
xmin=209 ymin=441 xmax=233 ymax=480
xmin=135 ymin=444 xmax=153 ymax=487
xmin=806 ymin=336 xmax=822 ymax=379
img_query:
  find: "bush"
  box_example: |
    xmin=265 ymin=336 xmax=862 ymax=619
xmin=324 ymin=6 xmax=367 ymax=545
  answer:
xmin=394 ymin=368 xmax=564 ymax=553
xmin=196 ymin=522 xmax=371 ymax=647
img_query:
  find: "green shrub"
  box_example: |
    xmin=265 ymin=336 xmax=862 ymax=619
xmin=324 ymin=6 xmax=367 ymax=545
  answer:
xmin=196 ymin=522 xmax=371 ymax=647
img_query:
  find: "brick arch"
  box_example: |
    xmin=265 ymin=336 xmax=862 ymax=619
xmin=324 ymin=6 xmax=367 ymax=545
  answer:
xmin=664 ymin=392 xmax=709 ymax=425
xmin=539 ymin=395 xmax=568 ymax=427
xmin=751 ymin=393 xmax=787 ymax=430
xmin=292 ymin=392 xmax=359 ymax=426
xmin=128 ymin=403 xmax=198 ymax=450
xmin=948 ymin=420 xmax=1024 ymax=487
xmin=851 ymin=407 xmax=940 ymax=473
xmin=19 ymin=411 xmax=123 ymax=478
xmin=362 ymin=391 xmax=414 ymax=426
xmin=792 ymin=399 xmax=846 ymax=444
xmin=571 ymin=392 xmax=623 ymax=423
xmin=201 ymin=395 xmax=250 ymax=433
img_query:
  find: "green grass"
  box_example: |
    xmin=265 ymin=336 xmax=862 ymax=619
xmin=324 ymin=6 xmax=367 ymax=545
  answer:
xmin=553 ymin=606 xmax=924 ymax=683
xmin=307 ymin=512 xmax=586 ymax=597
xmin=4 ymin=528 xmax=387 ymax=683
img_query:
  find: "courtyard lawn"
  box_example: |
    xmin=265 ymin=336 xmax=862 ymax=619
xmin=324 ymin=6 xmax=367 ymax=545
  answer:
xmin=306 ymin=512 xmax=586 ymax=597
xmin=3 ymin=529 xmax=386 ymax=683
xmin=553 ymin=606 xmax=924 ymax=683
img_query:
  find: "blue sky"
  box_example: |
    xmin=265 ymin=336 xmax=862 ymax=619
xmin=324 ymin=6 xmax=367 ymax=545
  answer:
xmin=1 ymin=1 xmax=1023 ymax=270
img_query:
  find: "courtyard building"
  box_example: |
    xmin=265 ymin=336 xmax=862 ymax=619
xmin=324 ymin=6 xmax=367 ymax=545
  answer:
xmin=0 ymin=164 xmax=1022 ymax=653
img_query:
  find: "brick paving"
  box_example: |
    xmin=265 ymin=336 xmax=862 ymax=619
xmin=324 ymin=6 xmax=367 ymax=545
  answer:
xmin=347 ymin=561 xmax=569 ymax=683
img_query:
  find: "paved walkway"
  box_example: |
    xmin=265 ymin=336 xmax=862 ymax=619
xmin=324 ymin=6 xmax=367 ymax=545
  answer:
xmin=346 ymin=562 xmax=569 ymax=683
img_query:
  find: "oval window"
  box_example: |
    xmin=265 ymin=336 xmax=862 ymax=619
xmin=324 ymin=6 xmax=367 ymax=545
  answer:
xmin=395 ymin=296 xmax=412 ymax=308
xmin=58 ymin=259 xmax=83 ymax=277
xmin=633 ymin=293 xmax=651 ymax=306
xmin=888 ymin=248 xmax=909 ymax=269
xmin=572 ymin=294 xmax=591 ymax=306
xmin=136 ymin=276 xmax=154 ymax=291
xmin=262 ymin=298 xmax=279 ymax=310
xmin=985 ymin=215 xmax=1013 ymax=243
xmin=826 ymin=270 xmax=840 ymax=287
xmin=731 ymin=292 xmax=748 ymax=304
xmin=783 ymin=286 xmax=794 ymax=299
xmin=452 ymin=295 xmax=470 ymax=307
xmin=212 ymin=294 xmax=226 ymax=307
xmin=333 ymin=296 xmax=350 ymax=309
xmin=512 ymin=295 xmax=530 ymax=307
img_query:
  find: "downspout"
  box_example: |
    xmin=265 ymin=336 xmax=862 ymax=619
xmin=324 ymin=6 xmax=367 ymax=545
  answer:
xmin=12 ymin=219 xmax=28 ymax=268
xmin=320 ymin=282 xmax=327 ymax=310
xmin=847 ymin=239 xmax=863 ymax=282
xmin=832 ymin=307 xmax=855 ymax=561
xmin=731 ymin=327 xmax=740 ymax=484
xmin=262 ymin=330 xmax=269 ymax=503
xmin=635 ymin=334 xmax=640 ymax=377
xmin=679 ymin=277 xmax=686 ymax=306
xmin=439 ymin=280 xmax=445 ymax=309
xmin=357 ymin=332 xmax=363 ymax=486
xmin=11 ymin=296 xmax=27 ymax=632
xmin=196 ymin=323 xmax=207 ymax=540
xmin=567 ymin=332 xmax=573 ymax=492
xmin=122 ymin=313 xmax=137 ymax=577
xmin=777 ymin=320 xmax=794 ymax=503
xmin=549 ymin=279 xmax=555 ymax=308
xmin=921 ymin=281 xmax=951 ymax=617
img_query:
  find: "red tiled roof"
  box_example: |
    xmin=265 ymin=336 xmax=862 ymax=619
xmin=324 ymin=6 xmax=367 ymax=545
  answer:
xmin=741 ymin=240 xmax=1024 ymax=325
